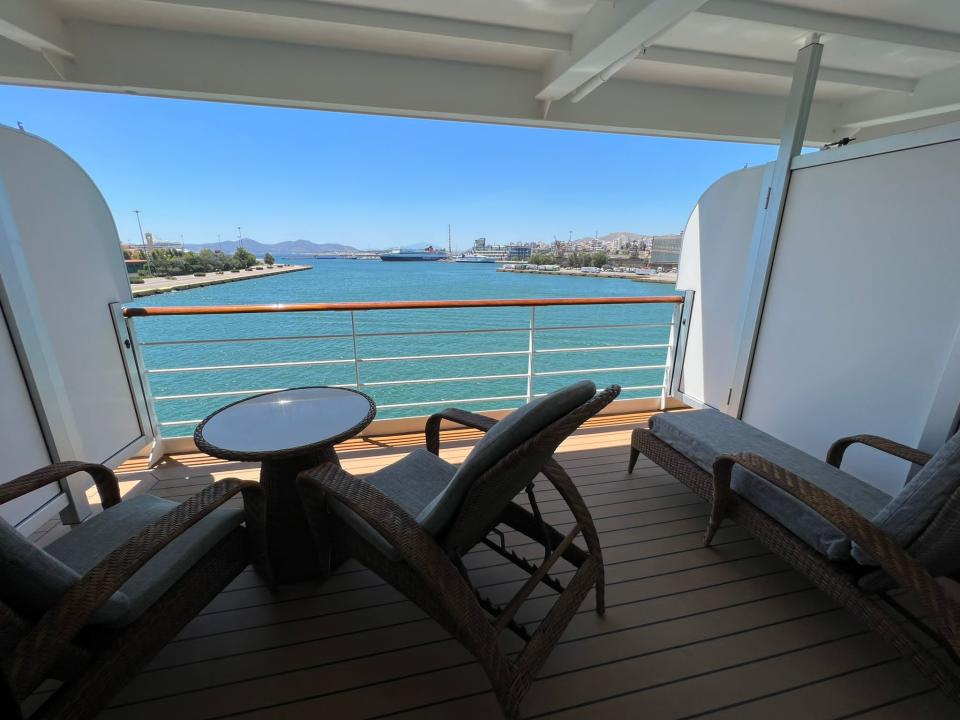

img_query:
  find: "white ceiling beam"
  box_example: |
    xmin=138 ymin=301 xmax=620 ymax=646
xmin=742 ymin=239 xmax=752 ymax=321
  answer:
xmin=0 ymin=0 xmax=73 ymax=57
xmin=837 ymin=64 xmax=960 ymax=130
xmin=0 ymin=20 xmax=839 ymax=145
xmin=640 ymin=46 xmax=916 ymax=93
xmin=537 ymin=0 xmax=708 ymax=102
xmin=142 ymin=0 xmax=571 ymax=52
xmin=700 ymin=0 xmax=960 ymax=54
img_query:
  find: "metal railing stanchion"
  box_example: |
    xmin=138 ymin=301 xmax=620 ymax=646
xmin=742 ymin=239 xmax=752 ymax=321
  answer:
xmin=350 ymin=310 xmax=362 ymax=389
xmin=526 ymin=306 xmax=537 ymax=402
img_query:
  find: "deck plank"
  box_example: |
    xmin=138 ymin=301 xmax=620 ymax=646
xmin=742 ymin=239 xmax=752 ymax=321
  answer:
xmin=90 ymin=413 xmax=955 ymax=719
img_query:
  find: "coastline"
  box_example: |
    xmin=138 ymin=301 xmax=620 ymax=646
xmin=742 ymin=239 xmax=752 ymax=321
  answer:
xmin=130 ymin=264 xmax=311 ymax=297
xmin=497 ymin=267 xmax=677 ymax=284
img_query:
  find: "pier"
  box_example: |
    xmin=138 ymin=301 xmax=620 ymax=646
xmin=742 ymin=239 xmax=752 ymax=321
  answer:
xmin=130 ymin=264 xmax=310 ymax=297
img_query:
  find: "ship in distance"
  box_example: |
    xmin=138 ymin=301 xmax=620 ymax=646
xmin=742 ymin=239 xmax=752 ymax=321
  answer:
xmin=454 ymin=252 xmax=496 ymax=263
xmin=378 ymin=246 xmax=448 ymax=261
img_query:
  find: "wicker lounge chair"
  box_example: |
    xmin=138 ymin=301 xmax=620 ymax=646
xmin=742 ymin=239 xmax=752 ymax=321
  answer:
xmin=1 ymin=462 xmax=263 ymax=720
xmin=297 ymin=381 xmax=619 ymax=719
xmin=630 ymin=409 xmax=960 ymax=703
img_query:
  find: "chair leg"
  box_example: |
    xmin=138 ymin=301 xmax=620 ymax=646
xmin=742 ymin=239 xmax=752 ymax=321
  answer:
xmin=704 ymin=489 xmax=729 ymax=546
xmin=627 ymin=444 xmax=640 ymax=474
xmin=595 ymin=569 xmax=606 ymax=615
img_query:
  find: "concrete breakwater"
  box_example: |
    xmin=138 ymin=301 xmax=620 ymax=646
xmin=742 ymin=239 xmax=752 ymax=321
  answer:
xmin=131 ymin=264 xmax=311 ymax=297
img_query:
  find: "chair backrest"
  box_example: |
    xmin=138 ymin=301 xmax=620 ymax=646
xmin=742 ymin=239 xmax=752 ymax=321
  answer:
xmin=439 ymin=382 xmax=620 ymax=554
xmin=902 ymin=441 xmax=960 ymax=577
xmin=869 ymin=431 xmax=960 ymax=552
xmin=0 ymin=516 xmax=129 ymax=624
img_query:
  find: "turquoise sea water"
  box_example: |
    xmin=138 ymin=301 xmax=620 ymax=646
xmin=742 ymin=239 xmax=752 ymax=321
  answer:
xmin=131 ymin=260 xmax=680 ymax=436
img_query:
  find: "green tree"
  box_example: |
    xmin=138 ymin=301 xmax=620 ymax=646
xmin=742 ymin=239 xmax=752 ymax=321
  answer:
xmin=233 ymin=247 xmax=257 ymax=269
xmin=590 ymin=252 xmax=609 ymax=268
xmin=565 ymin=252 xmax=585 ymax=268
xmin=529 ymin=252 xmax=554 ymax=265
xmin=264 ymin=252 xmax=275 ymax=266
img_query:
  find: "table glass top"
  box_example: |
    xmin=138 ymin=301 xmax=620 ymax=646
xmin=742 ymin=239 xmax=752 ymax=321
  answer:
xmin=198 ymin=387 xmax=374 ymax=455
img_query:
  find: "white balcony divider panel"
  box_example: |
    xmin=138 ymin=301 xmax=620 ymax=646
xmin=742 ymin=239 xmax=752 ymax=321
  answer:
xmin=0 ymin=125 xmax=151 ymax=525
xmin=674 ymin=163 xmax=768 ymax=409
xmin=742 ymin=131 xmax=960 ymax=495
xmin=0 ymin=303 xmax=59 ymax=530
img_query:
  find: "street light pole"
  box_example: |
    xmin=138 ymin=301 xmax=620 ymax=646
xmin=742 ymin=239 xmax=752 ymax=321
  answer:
xmin=237 ymin=226 xmax=243 ymax=249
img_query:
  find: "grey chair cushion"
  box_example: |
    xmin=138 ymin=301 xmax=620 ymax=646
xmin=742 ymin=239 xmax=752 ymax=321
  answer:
xmin=870 ymin=431 xmax=960 ymax=546
xmin=331 ymin=448 xmax=458 ymax=559
xmin=851 ymin=431 xmax=960 ymax=566
xmin=0 ymin=516 xmax=130 ymax=624
xmin=437 ymin=380 xmax=596 ymax=515
xmin=650 ymin=410 xmax=891 ymax=560
xmin=332 ymin=382 xmax=596 ymax=561
xmin=46 ymin=494 xmax=243 ymax=627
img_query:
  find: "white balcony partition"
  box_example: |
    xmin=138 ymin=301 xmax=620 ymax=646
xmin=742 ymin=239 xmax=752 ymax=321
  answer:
xmin=673 ymin=124 xmax=960 ymax=496
xmin=675 ymin=164 xmax=768 ymax=410
xmin=0 ymin=304 xmax=56 ymax=528
xmin=742 ymin=128 xmax=960 ymax=495
xmin=0 ymin=125 xmax=152 ymax=527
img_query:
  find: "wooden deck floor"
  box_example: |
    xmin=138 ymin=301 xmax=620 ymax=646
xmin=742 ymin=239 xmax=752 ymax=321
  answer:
xmin=67 ymin=413 xmax=958 ymax=718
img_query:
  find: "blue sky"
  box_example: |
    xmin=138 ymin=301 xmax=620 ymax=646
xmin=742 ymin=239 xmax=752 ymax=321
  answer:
xmin=1 ymin=85 xmax=779 ymax=250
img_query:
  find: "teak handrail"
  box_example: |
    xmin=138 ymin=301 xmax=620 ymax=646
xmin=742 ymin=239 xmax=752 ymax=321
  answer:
xmin=122 ymin=296 xmax=682 ymax=317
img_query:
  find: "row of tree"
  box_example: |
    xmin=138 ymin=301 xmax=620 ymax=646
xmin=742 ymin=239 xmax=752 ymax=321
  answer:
xmin=125 ymin=247 xmax=274 ymax=276
xmin=527 ymin=251 xmax=609 ymax=268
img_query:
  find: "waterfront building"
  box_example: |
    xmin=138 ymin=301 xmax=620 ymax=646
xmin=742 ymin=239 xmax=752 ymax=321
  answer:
xmin=649 ymin=234 xmax=683 ymax=267
xmin=468 ymin=237 xmax=531 ymax=262
xmin=123 ymin=258 xmax=147 ymax=275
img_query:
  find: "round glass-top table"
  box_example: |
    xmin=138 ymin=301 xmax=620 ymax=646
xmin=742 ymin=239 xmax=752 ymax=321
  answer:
xmin=195 ymin=387 xmax=376 ymax=583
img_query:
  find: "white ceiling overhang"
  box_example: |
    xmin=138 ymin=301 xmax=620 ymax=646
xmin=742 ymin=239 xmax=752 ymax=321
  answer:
xmin=1 ymin=0 xmax=959 ymax=144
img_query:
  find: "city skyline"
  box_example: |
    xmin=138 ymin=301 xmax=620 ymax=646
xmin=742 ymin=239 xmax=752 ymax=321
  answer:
xmin=1 ymin=85 xmax=780 ymax=250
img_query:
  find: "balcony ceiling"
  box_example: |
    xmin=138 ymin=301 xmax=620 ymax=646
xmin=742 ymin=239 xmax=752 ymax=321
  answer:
xmin=2 ymin=0 xmax=960 ymax=143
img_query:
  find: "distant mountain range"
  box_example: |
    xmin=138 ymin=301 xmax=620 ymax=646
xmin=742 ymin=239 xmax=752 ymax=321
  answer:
xmin=183 ymin=239 xmax=358 ymax=255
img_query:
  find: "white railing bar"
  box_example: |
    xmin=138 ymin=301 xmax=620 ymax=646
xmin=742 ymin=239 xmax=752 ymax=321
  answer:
xmin=143 ymin=344 xmax=665 ymax=374
xmin=533 ymin=364 xmax=668 ymax=377
xmin=354 ymin=327 xmax=530 ymax=338
xmin=140 ymin=333 xmax=354 ymax=347
xmin=155 ymin=388 xmax=285 ymax=400
xmin=377 ymin=394 xmax=529 ymax=410
xmin=360 ymin=372 xmax=529 ymax=388
xmin=359 ymin=349 xmax=529 ymax=363
xmin=535 ymin=322 xmax=673 ymax=332
xmin=147 ymin=358 xmax=354 ymax=374
xmin=139 ymin=322 xmax=673 ymax=348
xmin=534 ymin=343 xmax=669 ymax=354
xmin=158 ymin=386 xmax=664 ymax=425
xmin=159 ymin=393 xmax=532 ymax=420
xmin=155 ymin=384 xmax=356 ymax=401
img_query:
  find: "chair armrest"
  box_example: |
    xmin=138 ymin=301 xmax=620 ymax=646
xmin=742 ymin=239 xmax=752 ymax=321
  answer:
xmin=0 ymin=462 xmax=122 ymax=509
xmin=424 ymin=408 xmax=497 ymax=455
xmin=297 ymin=464 xmax=494 ymax=631
xmin=826 ymin=435 xmax=932 ymax=469
xmin=4 ymin=477 xmax=258 ymax=700
xmin=712 ymin=453 xmax=960 ymax=653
